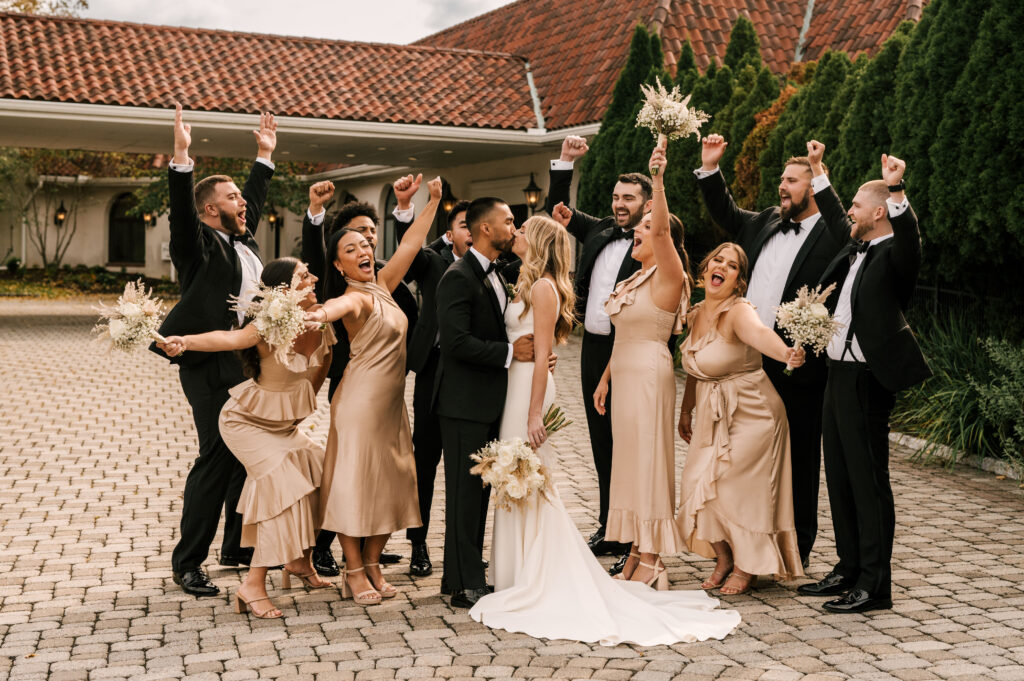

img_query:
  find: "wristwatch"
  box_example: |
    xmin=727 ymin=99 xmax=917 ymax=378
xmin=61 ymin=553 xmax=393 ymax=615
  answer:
xmin=887 ymin=179 xmax=905 ymax=193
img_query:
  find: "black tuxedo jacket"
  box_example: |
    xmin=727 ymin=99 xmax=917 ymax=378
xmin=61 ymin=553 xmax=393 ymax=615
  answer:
xmin=403 ymin=241 xmax=454 ymax=374
xmin=301 ymin=213 xmax=418 ymax=379
xmin=698 ymin=170 xmax=851 ymax=386
xmin=546 ymin=168 xmax=642 ymax=322
xmin=435 ymin=254 xmax=510 ymax=423
xmin=817 ymin=190 xmax=931 ymax=393
xmin=150 ymin=161 xmax=272 ymax=376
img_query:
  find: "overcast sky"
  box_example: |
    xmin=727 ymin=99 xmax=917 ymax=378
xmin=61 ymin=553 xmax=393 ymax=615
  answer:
xmin=79 ymin=0 xmax=511 ymax=44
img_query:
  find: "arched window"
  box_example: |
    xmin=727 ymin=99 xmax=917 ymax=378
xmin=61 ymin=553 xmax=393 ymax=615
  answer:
xmin=109 ymin=193 xmax=145 ymax=265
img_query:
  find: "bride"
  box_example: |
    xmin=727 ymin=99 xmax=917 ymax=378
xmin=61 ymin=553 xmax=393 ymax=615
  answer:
xmin=469 ymin=215 xmax=741 ymax=646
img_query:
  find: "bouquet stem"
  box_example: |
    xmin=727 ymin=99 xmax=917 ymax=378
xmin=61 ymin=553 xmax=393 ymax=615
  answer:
xmin=652 ymin=133 xmax=668 ymax=174
xmin=150 ymin=330 xmax=167 ymax=344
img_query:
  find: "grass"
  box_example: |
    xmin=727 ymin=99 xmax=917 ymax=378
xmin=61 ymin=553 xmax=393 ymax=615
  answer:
xmin=0 ymin=266 xmax=179 ymax=299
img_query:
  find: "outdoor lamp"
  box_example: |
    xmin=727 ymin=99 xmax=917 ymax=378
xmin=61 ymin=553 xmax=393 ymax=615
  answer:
xmin=142 ymin=211 xmax=154 ymax=228
xmin=441 ymin=183 xmax=458 ymax=214
xmin=54 ymin=201 xmax=67 ymax=227
xmin=522 ymin=173 xmax=543 ymax=214
xmin=267 ymin=206 xmax=281 ymax=257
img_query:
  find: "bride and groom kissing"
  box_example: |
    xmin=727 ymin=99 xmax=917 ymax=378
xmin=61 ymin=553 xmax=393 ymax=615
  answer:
xmin=433 ymin=192 xmax=739 ymax=646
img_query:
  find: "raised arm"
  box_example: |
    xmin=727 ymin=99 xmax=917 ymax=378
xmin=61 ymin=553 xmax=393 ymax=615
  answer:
xmin=302 ymin=181 xmax=333 ymax=291
xmin=880 ymin=154 xmax=921 ymax=285
xmin=728 ymin=301 xmax=804 ymax=366
xmin=807 ymin=140 xmax=854 ymax=241
xmin=696 ymin=134 xmax=758 ymax=235
xmin=158 ymin=325 xmax=260 ymax=357
xmin=241 ymin=112 xmax=278 ymax=236
xmin=647 ymin=140 xmax=686 ymax=311
xmin=378 ymin=175 xmax=441 ymax=292
xmin=544 ymin=136 xmax=604 ymax=242
xmin=167 ymin=103 xmax=202 ymax=266
xmin=393 ymin=173 xmax=422 ymax=242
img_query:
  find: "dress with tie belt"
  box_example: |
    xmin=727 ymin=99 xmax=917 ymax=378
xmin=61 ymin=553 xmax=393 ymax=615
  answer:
xmin=675 ymin=297 xmax=804 ymax=580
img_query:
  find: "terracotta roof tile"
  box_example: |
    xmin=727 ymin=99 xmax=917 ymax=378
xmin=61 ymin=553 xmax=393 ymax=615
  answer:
xmin=801 ymin=0 xmax=928 ymax=62
xmin=0 ymin=11 xmax=539 ymax=130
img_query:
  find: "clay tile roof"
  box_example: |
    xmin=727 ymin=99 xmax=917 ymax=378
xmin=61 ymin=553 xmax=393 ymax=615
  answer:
xmin=0 ymin=11 xmax=539 ymax=130
xmin=801 ymin=0 xmax=928 ymax=62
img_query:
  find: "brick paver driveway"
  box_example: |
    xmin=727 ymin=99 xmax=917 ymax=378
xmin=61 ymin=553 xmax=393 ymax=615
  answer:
xmin=1 ymin=299 xmax=1022 ymax=681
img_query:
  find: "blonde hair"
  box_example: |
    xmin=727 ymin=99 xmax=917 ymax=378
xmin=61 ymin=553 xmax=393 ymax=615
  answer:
xmin=516 ymin=216 xmax=577 ymax=343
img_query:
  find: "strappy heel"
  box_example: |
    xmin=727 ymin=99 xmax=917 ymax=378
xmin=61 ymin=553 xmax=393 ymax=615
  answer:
xmin=281 ymin=566 xmax=333 ymax=590
xmin=341 ymin=567 xmax=381 ymax=605
xmin=638 ymin=558 xmax=669 ymax=591
xmin=718 ymin=572 xmax=755 ymax=596
xmin=234 ymin=592 xmax=283 ymax=619
xmin=701 ymin=564 xmax=733 ymax=590
xmin=613 ymin=551 xmax=642 ymax=581
xmin=364 ymin=562 xmax=397 ymax=599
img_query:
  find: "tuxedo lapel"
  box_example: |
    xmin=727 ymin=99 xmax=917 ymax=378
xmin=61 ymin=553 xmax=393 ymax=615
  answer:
xmin=849 ymin=245 xmax=881 ymax=311
xmin=616 ymin=244 xmax=638 ymax=283
xmin=783 ymin=217 xmax=826 ymax=293
xmin=746 ymin=217 xmax=780 ymax=272
xmin=580 ymin=226 xmax=619 ymax=276
xmin=466 ymin=253 xmax=505 ymax=326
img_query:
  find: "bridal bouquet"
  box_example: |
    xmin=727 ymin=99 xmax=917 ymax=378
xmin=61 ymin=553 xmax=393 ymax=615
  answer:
xmin=231 ymin=274 xmax=308 ymax=364
xmin=470 ymin=405 xmax=572 ymax=509
xmin=774 ymin=283 xmax=843 ymax=375
xmin=636 ymin=77 xmax=710 ymax=171
xmin=93 ymin=279 xmax=166 ymax=352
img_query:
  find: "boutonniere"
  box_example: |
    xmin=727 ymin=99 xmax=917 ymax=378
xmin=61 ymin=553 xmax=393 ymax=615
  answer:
xmin=504 ymin=282 xmax=516 ymax=300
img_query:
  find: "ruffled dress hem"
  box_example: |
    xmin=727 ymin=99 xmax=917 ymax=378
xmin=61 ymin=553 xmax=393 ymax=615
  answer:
xmin=606 ymin=509 xmax=687 ymax=555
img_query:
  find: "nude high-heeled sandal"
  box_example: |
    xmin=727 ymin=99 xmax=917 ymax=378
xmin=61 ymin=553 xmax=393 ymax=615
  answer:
xmin=364 ymin=562 xmax=398 ymax=599
xmin=281 ymin=566 xmax=333 ymax=590
xmin=342 ymin=566 xmax=381 ymax=605
xmin=234 ymin=592 xmax=283 ymax=619
xmin=613 ymin=551 xmax=642 ymax=581
xmin=638 ymin=558 xmax=669 ymax=591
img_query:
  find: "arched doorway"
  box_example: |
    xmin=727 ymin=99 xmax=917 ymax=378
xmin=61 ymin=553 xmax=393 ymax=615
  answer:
xmin=108 ymin=193 xmax=145 ymax=266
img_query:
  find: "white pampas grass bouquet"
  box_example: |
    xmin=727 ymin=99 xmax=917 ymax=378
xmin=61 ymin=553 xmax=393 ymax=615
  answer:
xmin=636 ymin=77 xmax=710 ymax=170
xmin=774 ymin=283 xmax=844 ymax=374
xmin=470 ymin=438 xmax=550 ymax=510
xmin=93 ymin=279 xmax=166 ymax=352
xmin=231 ymin=275 xmax=309 ymax=364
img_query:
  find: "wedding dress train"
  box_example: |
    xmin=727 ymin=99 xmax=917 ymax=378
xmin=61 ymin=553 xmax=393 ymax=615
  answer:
xmin=469 ymin=281 xmax=741 ymax=646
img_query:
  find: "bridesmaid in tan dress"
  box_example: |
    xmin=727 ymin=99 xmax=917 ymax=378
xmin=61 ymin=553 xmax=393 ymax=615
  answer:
xmin=311 ymin=175 xmax=442 ymax=605
xmin=592 ymin=141 xmax=690 ymax=589
xmin=161 ymin=257 xmax=335 ymax=619
xmin=676 ymin=242 xmax=806 ymax=596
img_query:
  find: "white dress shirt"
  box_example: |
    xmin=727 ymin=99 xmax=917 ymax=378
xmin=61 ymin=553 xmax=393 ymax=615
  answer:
xmin=585 ymin=234 xmax=633 ymax=335
xmin=392 ymin=204 xmax=453 ymax=246
xmin=169 ymin=157 xmax=272 ymax=326
xmin=468 ymin=247 xmax=513 ymax=368
xmin=826 ymin=198 xmax=910 ymax=362
xmin=693 ymin=166 xmax=832 ymax=328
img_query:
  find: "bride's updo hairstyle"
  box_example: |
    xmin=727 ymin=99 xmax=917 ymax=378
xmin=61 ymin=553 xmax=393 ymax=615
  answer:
xmin=516 ymin=216 xmax=577 ymax=344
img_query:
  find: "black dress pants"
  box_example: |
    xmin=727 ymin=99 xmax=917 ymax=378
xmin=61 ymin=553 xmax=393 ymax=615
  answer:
xmin=439 ymin=416 xmax=495 ymax=593
xmin=171 ymin=361 xmax=246 ymax=573
xmin=764 ymin=360 xmax=826 ymax=562
xmin=407 ymin=349 xmax=443 ymax=544
xmin=580 ymin=331 xmax=615 ymax=530
xmin=822 ymin=360 xmax=896 ymax=599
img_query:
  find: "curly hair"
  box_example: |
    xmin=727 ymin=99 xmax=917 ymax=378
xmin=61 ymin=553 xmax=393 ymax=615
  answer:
xmin=515 ymin=216 xmax=577 ymax=344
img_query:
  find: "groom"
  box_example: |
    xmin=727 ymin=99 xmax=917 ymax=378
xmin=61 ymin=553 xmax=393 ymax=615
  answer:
xmin=435 ymin=197 xmax=534 ymax=608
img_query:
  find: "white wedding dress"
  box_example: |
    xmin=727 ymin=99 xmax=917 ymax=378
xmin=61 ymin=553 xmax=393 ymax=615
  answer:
xmin=469 ymin=280 xmax=741 ymax=646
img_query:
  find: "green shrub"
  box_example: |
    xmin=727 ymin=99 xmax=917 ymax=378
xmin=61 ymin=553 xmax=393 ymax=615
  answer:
xmin=971 ymin=338 xmax=1024 ymax=464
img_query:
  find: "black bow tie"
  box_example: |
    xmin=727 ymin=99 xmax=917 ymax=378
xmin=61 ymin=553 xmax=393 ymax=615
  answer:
xmin=484 ymin=261 xmax=497 ymax=275
xmin=853 ymin=240 xmax=870 ymax=254
xmin=613 ymin=229 xmax=634 ymax=241
xmin=778 ymin=219 xmax=799 ymax=235
xmin=230 ymin=233 xmax=250 ymax=246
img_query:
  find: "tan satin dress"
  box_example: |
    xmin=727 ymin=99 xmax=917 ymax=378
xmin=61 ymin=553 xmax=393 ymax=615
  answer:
xmin=676 ymin=298 xmax=803 ymax=580
xmin=604 ymin=266 xmax=689 ymax=555
xmin=218 ymin=324 xmax=336 ymax=568
xmin=320 ymin=279 xmax=422 ymax=537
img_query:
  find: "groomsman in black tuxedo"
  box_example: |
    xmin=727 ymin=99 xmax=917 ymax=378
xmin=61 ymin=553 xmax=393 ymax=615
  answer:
xmin=301 ymin=183 xmax=418 ymax=576
xmin=153 ymin=103 xmax=276 ymax=596
xmin=436 ymin=197 xmax=535 ymax=608
xmin=395 ymin=192 xmax=471 ymax=577
xmin=798 ymin=152 xmax=930 ymax=613
xmin=545 ymin=135 xmax=646 ymax=565
xmin=696 ymin=135 xmax=850 ymax=567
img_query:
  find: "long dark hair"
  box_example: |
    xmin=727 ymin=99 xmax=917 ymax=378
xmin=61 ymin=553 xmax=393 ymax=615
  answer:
xmin=238 ymin=257 xmax=302 ymax=379
xmin=321 ymin=227 xmax=365 ymax=301
xmin=668 ymin=212 xmax=693 ymax=290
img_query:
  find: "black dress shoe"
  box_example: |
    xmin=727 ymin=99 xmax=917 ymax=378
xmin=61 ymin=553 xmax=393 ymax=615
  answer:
xmin=587 ymin=529 xmax=606 ymax=551
xmin=797 ymin=572 xmax=854 ymax=596
xmin=450 ymin=587 xmax=489 ymax=608
xmin=823 ymin=589 xmax=892 ymax=613
xmin=379 ymin=552 xmax=401 ymax=565
xmin=312 ymin=548 xmax=340 ymax=577
xmin=218 ymin=548 xmax=254 ymax=567
xmin=482 ymin=559 xmax=489 ymax=569
xmin=172 ymin=569 xmax=219 ymax=597
xmin=608 ymin=553 xmax=628 ymax=576
xmin=802 ymin=555 xmax=810 ymax=570
xmin=409 ymin=543 xmax=432 ymax=577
